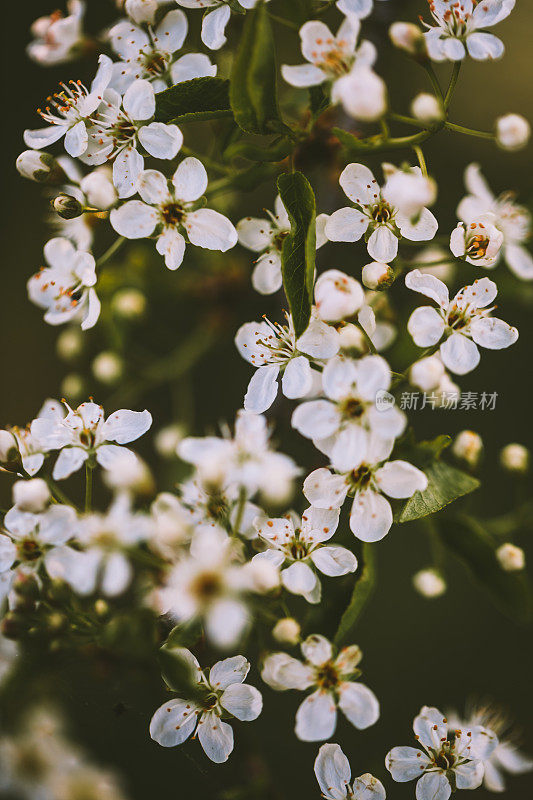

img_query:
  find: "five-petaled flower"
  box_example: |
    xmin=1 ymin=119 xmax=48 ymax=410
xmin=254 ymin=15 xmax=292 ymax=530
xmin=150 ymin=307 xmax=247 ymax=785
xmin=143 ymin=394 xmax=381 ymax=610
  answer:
xmin=422 ymin=0 xmax=516 ymax=62
xmin=406 ymin=269 xmax=518 ymax=375
xmin=262 ymin=634 xmax=379 ymax=741
xmin=150 ymin=649 xmax=263 ymax=763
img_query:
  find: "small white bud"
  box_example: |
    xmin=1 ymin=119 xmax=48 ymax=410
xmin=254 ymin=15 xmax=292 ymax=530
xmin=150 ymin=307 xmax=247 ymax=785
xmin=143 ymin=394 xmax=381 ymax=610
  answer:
xmin=362 ymin=261 xmax=394 ymax=290
xmin=245 ymin=559 xmax=280 ymax=593
xmin=56 ymin=328 xmax=84 ymax=361
xmin=338 ymin=323 xmax=366 ymax=352
xmin=315 ymin=269 xmax=364 ymax=322
xmin=272 ymin=618 xmax=301 ymax=644
xmin=61 ymin=374 xmax=84 ymax=401
xmin=411 ymin=93 xmax=443 ymax=123
xmin=125 ymin=0 xmax=158 ymax=24
xmin=452 ymin=430 xmax=483 ymax=468
xmin=80 ymin=167 xmax=117 ymax=210
xmin=155 ymin=425 xmax=186 ymax=458
xmin=16 ymin=150 xmax=55 ymax=182
xmin=104 ymin=453 xmax=154 ymax=495
xmin=410 ymin=355 xmax=445 ymax=392
xmin=500 ymin=443 xmax=529 ymax=474
xmin=389 ymin=22 xmax=427 ymax=57
xmin=112 ymin=288 xmax=146 ymax=319
xmin=496 ymin=543 xmax=525 ymax=572
xmin=495 ymin=114 xmax=531 ymax=151
xmin=413 ymin=569 xmax=446 ymax=598
xmin=332 ymin=68 xmax=387 ymax=122
xmin=0 ymin=430 xmax=19 ymax=464
xmin=12 ymin=478 xmax=50 ymax=513
xmin=92 ymin=352 xmax=124 ymax=385
xmin=53 ymin=193 xmax=83 ymax=219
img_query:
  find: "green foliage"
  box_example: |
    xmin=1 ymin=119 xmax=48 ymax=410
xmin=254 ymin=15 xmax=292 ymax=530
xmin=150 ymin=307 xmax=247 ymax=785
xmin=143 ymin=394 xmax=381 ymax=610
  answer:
xmin=224 ymin=138 xmax=293 ymax=162
xmin=334 ymin=542 xmax=376 ymax=646
xmin=309 ymin=85 xmax=330 ymax=120
xmin=277 ymin=171 xmax=317 ymax=337
xmin=273 ymin=0 xmax=314 ymax=25
xmin=158 ymin=644 xmax=207 ymax=702
xmin=398 ymin=461 xmax=480 ymax=523
xmin=155 ymin=77 xmax=232 ymax=124
xmin=440 ymin=516 xmax=532 ymax=622
xmin=230 ymin=2 xmax=282 ymax=135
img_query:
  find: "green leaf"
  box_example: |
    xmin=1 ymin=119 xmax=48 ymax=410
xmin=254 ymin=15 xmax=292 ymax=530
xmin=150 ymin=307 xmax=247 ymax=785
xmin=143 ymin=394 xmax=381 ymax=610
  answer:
xmin=158 ymin=645 xmax=207 ymax=703
xmin=309 ymin=85 xmax=330 ymax=120
xmin=334 ymin=542 xmax=376 ymax=647
xmin=155 ymin=77 xmax=232 ymax=124
xmin=439 ymin=515 xmax=532 ymax=622
xmin=333 ymin=127 xmax=382 ymax=154
xmin=165 ymin=621 xmax=202 ymax=651
xmin=230 ymin=2 xmax=282 ymax=135
xmin=398 ymin=461 xmax=480 ymax=523
xmin=277 ymin=171 xmax=317 ymax=337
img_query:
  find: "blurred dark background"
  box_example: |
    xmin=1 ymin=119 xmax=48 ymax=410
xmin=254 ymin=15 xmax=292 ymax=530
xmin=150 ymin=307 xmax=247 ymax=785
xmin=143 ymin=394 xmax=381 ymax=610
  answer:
xmin=1 ymin=1 xmax=532 ymax=798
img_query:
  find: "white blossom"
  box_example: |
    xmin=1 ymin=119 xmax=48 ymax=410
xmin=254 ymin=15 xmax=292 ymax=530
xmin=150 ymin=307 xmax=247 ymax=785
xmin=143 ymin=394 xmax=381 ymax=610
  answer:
xmin=235 ymin=312 xmax=340 ymax=414
xmin=450 ymin=214 xmax=504 ymax=268
xmin=500 ymin=443 xmax=529 ymax=473
xmin=496 ymin=543 xmax=525 ymax=571
xmin=382 ymin=163 xmax=437 ymax=220
xmin=24 ymin=54 xmax=113 ymax=158
xmin=452 ymin=430 xmax=483 ymax=467
xmin=236 ymin=196 xmax=328 ymax=295
xmin=262 ymin=634 xmax=379 ymax=741
xmin=412 ymin=568 xmax=447 ymax=598
xmin=386 ymin=705 xmax=499 ymax=798
xmin=495 ymin=113 xmax=530 ymax=151
xmin=405 ymin=269 xmax=518 ymax=375
xmin=12 ymin=479 xmax=50 ymax=514
xmin=28 ymin=1 xmax=86 ymax=65
xmin=457 ymin=163 xmax=533 ymax=279
xmin=110 ymin=158 xmax=237 ymax=267
xmin=83 ymin=80 xmax=182 ymax=197
xmin=315 ymin=270 xmax=365 ymax=322
xmin=303 ymin=440 xmax=427 ymax=543
xmin=27 ymin=238 xmax=100 ymax=330
xmin=30 ymin=400 xmax=152 ymax=480
xmin=422 ymin=0 xmax=516 ymax=62
xmin=315 ymin=743 xmax=386 ymax=800
xmin=411 ymin=92 xmax=443 ymax=122
xmin=326 ymin=163 xmax=438 ymax=263
xmin=108 ymin=10 xmax=216 ymax=94
xmin=293 ymin=355 xmax=406 ymax=472
xmin=252 ymin=507 xmax=357 ymax=603
xmin=150 ymin=650 xmax=262 ymax=762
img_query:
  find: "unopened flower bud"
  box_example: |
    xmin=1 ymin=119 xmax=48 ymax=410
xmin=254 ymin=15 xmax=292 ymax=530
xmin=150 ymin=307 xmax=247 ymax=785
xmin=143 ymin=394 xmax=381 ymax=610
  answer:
xmin=155 ymin=424 xmax=186 ymax=458
xmin=315 ymin=269 xmax=364 ymax=322
xmin=411 ymin=93 xmax=443 ymax=123
xmin=112 ymin=288 xmax=147 ymax=319
xmin=61 ymin=374 xmax=84 ymax=401
xmin=413 ymin=569 xmax=446 ymax=598
xmin=338 ymin=323 xmax=366 ymax=353
xmin=104 ymin=453 xmax=154 ymax=495
xmin=12 ymin=478 xmax=50 ymax=513
xmin=53 ymin=193 xmax=84 ymax=219
xmin=92 ymin=352 xmax=124 ymax=385
xmin=389 ymin=22 xmax=427 ymax=58
xmin=94 ymin=599 xmax=109 ymax=617
xmin=125 ymin=0 xmax=158 ymax=24
xmin=410 ymin=355 xmax=445 ymax=392
xmin=362 ymin=261 xmax=394 ymax=290
xmin=56 ymin=328 xmax=84 ymax=361
xmin=332 ymin=68 xmax=387 ymax=122
xmin=272 ymin=618 xmax=301 ymax=645
xmin=495 ymin=114 xmax=531 ymax=151
xmin=496 ymin=543 xmax=525 ymax=572
xmin=16 ymin=150 xmax=55 ymax=182
xmin=500 ymin=443 xmax=529 ymax=473
xmin=0 ymin=430 xmax=20 ymax=464
xmin=452 ymin=430 xmax=483 ymax=468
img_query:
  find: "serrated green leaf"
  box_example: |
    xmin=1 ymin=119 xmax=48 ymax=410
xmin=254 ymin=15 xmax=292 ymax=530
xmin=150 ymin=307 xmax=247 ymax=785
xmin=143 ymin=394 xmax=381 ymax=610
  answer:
xmin=277 ymin=171 xmax=316 ymax=337
xmin=398 ymin=461 xmax=480 ymax=523
xmin=155 ymin=77 xmax=232 ymax=124
xmin=440 ymin=516 xmax=532 ymax=622
xmin=230 ymin=2 xmax=282 ymax=135
xmin=334 ymin=542 xmax=376 ymax=647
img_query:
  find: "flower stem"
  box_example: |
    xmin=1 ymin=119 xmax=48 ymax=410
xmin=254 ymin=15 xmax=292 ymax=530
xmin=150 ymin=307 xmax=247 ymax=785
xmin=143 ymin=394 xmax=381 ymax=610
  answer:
xmin=413 ymin=144 xmax=428 ymax=177
xmin=85 ymin=463 xmax=93 ymax=513
xmin=444 ymin=62 xmax=461 ymax=109
xmin=423 ymin=63 xmax=444 ymax=100
xmin=444 ymin=121 xmax=494 ymax=140
xmin=96 ymin=236 xmax=126 ymax=269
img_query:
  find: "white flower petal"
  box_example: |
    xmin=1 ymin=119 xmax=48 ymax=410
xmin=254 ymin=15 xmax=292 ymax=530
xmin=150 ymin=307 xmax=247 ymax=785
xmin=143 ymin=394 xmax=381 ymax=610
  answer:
xmin=197 ymin=711 xmax=234 ymax=763
xmin=220 ymin=684 xmax=262 ymax=721
xmin=282 ymin=356 xmax=313 ymax=399
xmin=311 ymin=546 xmax=357 ymax=577
xmin=281 ymin=64 xmax=326 ymax=87
xmin=138 ymin=169 xmax=170 ymax=204
xmin=64 ymin=120 xmax=88 ymax=158
xmin=282 ymin=562 xmax=318 ymax=598
xmin=325 ymin=207 xmax=368 ymax=242
xmin=113 ymin=146 xmax=144 ymax=198
xmin=292 ymin=400 xmax=339 ymax=440
xmin=201 ymin=5 xmax=231 ymax=50
xmin=440 ymin=333 xmax=481 ymax=375
xmin=244 ymin=365 xmax=280 ymax=413
xmin=123 ymin=79 xmax=155 ymax=120
xmin=295 ymin=690 xmax=337 ymax=742
xmin=172 ymin=157 xmax=208 ymax=202
xmin=338 ymin=682 xmax=380 ymax=729
xmin=209 ymin=655 xmax=249 ymax=690
xmin=110 ymin=200 xmax=158 ymax=238
xmin=303 ymin=468 xmax=349 ymax=510
xmin=405 ymin=269 xmax=449 ymax=306
xmin=52 ymin=447 xmax=88 ymax=479
xmin=314 ymin=743 xmax=352 ymax=800
xmin=367 ymin=226 xmax=398 ymax=263
xmin=252 ymin=254 xmax=282 ymax=295
xmin=149 ymin=699 xmax=199 ymax=747
xmin=407 ymin=307 xmax=445 ymax=347
xmin=466 ymin=31 xmax=504 ymax=60
xmin=415 ymin=771 xmax=451 ymax=800
xmin=157 ymin=229 xmax=186 ymax=270
xmin=185 ymin=209 xmax=237 ymax=251
xmin=386 ymin=746 xmax=431 ymax=782
xmin=138 ymin=123 xmax=182 ymax=159
xmin=350 ymin=490 xmax=392 ymax=542
xmin=469 ymin=317 xmax=518 ymax=349
xmin=375 ymin=460 xmax=428 ymax=499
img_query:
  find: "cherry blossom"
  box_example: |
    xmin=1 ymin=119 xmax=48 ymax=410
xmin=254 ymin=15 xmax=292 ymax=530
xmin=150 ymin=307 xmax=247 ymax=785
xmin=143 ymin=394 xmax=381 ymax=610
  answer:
xmin=150 ymin=650 xmax=262 ymax=762
xmin=386 ymin=705 xmax=499 ymax=799
xmin=252 ymin=507 xmax=357 ymax=603
xmin=326 ymin=163 xmax=438 ymax=263
xmin=175 ymin=0 xmax=269 ymax=51
xmin=315 ymin=743 xmax=386 ymax=800
xmin=28 ymin=1 xmax=86 ymax=66
xmin=110 ymin=158 xmax=237 ymax=267
xmin=262 ymin=634 xmax=379 ymax=741
xmin=450 ymin=213 xmax=504 ymax=268
xmin=406 ymin=269 xmax=518 ymax=375
xmin=421 ymin=0 xmax=516 ymax=62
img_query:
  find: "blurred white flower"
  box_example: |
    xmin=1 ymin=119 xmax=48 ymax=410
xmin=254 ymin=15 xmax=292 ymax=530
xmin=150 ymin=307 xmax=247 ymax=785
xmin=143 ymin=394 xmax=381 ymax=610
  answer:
xmin=28 ymin=1 xmax=86 ymax=65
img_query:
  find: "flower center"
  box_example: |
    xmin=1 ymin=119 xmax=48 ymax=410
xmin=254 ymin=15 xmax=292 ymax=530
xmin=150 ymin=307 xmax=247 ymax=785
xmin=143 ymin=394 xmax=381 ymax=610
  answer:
xmin=370 ymin=201 xmax=393 ymax=224
xmin=340 ymin=397 xmax=365 ymax=419
xmin=161 ymin=203 xmax=184 ymax=227
xmin=141 ymin=50 xmax=170 ymax=77
xmin=315 ymin=662 xmax=340 ymax=690
xmin=466 ymin=234 xmax=489 ymax=260
xmin=349 ymin=465 xmax=373 ymax=491
xmin=17 ymin=538 xmax=43 ymax=563
xmin=191 ymin=571 xmax=223 ymax=601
